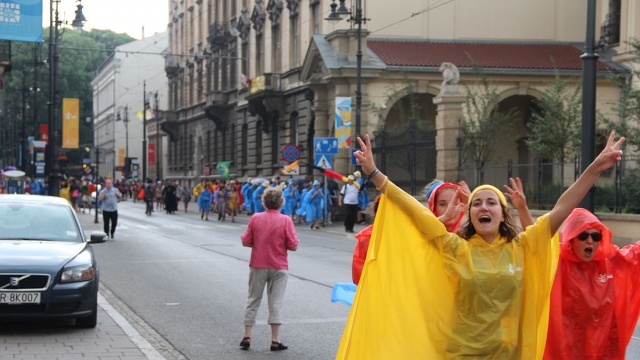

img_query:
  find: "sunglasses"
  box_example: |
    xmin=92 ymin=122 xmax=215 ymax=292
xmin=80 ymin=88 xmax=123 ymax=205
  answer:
xmin=577 ymin=232 xmax=602 ymax=242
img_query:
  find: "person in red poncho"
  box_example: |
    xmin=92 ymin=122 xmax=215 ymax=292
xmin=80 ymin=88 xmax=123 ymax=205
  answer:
xmin=544 ymin=208 xmax=640 ymax=360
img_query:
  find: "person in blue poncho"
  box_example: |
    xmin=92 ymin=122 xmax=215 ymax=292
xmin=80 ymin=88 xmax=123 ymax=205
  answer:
xmin=295 ymin=181 xmax=311 ymax=223
xmin=252 ymin=181 xmax=269 ymax=213
xmin=197 ymin=184 xmax=213 ymax=221
xmin=353 ymin=171 xmax=369 ymax=224
xmin=304 ymin=180 xmax=324 ymax=229
xmin=241 ymin=179 xmax=252 ymax=213
xmin=245 ymin=181 xmax=258 ymax=215
xmin=281 ymin=181 xmax=300 ymax=219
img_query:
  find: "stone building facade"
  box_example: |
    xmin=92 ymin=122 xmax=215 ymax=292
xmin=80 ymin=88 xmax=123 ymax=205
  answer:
xmin=164 ymin=0 xmax=637 ymax=193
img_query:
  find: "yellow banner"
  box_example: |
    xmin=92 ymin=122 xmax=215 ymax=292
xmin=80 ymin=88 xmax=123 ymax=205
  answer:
xmin=119 ymin=148 xmax=125 ymax=167
xmin=62 ymin=98 xmax=79 ymax=149
xmin=250 ymin=75 xmax=265 ymax=94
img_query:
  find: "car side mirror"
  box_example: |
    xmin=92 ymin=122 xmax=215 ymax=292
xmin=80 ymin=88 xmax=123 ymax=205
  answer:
xmin=89 ymin=231 xmax=108 ymax=243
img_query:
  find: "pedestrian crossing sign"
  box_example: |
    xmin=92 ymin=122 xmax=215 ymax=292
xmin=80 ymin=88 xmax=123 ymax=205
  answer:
xmin=315 ymin=155 xmax=332 ymax=169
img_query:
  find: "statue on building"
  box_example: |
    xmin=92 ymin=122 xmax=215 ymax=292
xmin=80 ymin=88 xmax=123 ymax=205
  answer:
xmin=439 ymin=62 xmax=460 ymax=94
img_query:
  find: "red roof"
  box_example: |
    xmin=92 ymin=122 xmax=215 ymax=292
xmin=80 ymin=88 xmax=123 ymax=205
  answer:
xmin=367 ymin=41 xmax=612 ymax=71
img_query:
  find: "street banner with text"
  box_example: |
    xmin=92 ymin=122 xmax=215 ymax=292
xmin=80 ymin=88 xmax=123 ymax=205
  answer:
xmin=0 ymin=0 xmax=43 ymax=42
xmin=148 ymin=143 xmax=156 ymax=166
xmin=62 ymin=98 xmax=79 ymax=149
xmin=335 ymin=97 xmax=352 ymax=148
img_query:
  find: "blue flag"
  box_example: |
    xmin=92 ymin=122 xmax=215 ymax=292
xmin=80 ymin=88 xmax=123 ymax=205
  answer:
xmin=0 ymin=0 xmax=43 ymax=43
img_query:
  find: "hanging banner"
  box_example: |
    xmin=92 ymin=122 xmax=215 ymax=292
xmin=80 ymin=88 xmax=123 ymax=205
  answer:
xmin=0 ymin=0 xmax=43 ymax=43
xmin=118 ymin=148 xmax=125 ymax=167
xmin=148 ymin=143 xmax=156 ymax=166
xmin=136 ymin=109 xmax=155 ymax=120
xmin=62 ymin=98 xmax=79 ymax=149
xmin=335 ymin=97 xmax=352 ymax=148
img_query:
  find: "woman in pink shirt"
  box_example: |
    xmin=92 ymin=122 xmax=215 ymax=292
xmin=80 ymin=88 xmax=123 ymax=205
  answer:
xmin=240 ymin=186 xmax=299 ymax=352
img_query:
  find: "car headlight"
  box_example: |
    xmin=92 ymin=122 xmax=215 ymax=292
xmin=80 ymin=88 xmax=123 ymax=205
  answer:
xmin=61 ymin=250 xmax=96 ymax=283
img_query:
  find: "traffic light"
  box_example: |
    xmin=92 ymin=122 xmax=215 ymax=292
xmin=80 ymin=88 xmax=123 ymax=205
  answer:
xmin=82 ymin=163 xmax=88 ymax=169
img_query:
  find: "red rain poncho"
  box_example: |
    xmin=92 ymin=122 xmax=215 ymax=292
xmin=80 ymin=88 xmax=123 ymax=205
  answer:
xmin=338 ymin=181 xmax=559 ymax=359
xmin=544 ymin=208 xmax=640 ymax=360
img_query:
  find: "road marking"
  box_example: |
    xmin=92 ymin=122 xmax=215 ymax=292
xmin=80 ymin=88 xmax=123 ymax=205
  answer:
xmin=98 ymin=293 xmax=166 ymax=360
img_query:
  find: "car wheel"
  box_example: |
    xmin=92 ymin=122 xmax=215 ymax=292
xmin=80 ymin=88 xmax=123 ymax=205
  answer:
xmin=75 ymin=303 xmax=98 ymax=328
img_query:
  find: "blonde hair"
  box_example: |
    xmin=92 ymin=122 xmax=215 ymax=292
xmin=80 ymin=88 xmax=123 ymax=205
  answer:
xmin=262 ymin=187 xmax=285 ymax=210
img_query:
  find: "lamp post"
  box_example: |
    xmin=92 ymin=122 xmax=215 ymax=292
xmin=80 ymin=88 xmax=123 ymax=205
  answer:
xmin=579 ymin=0 xmax=598 ymax=213
xmin=46 ymin=0 xmax=86 ymax=196
xmin=326 ymin=0 xmax=368 ymax=151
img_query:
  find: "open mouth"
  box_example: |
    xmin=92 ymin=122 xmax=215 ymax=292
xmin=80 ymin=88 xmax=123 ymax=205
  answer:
xmin=479 ymin=216 xmax=491 ymax=224
xmin=584 ymin=247 xmax=593 ymax=256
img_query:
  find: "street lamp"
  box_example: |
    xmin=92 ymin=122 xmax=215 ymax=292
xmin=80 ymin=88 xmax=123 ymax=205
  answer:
xmin=325 ymin=0 xmax=367 ymax=151
xmin=46 ymin=0 xmax=86 ymax=196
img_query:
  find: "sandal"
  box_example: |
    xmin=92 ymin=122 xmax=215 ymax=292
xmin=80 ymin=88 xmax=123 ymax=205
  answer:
xmin=270 ymin=341 xmax=288 ymax=351
xmin=240 ymin=336 xmax=251 ymax=350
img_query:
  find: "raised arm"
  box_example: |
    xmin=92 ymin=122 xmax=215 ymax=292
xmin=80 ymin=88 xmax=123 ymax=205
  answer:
xmin=548 ymin=131 xmax=624 ymax=234
xmin=354 ymin=135 xmax=388 ymax=192
xmin=503 ymin=177 xmax=534 ymax=229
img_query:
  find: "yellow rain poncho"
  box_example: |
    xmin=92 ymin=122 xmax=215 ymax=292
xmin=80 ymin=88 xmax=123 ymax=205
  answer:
xmin=337 ymin=181 xmax=559 ymax=359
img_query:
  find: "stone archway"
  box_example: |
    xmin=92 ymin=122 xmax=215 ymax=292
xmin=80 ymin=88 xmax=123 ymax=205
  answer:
xmin=372 ymin=93 xmax=437 ymax=195
xmin=492 ymin=94 xmax=539 ymax=186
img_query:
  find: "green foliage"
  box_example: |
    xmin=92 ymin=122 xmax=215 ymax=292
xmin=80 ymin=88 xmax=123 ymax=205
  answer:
xmin=463 ymin=69 xmax=518 ymax=168
xmin=526 ymin=74 xmax=582 ymax=163
xmin=621 ymin=168 xmax=640 ymax=213
xmin=3 ymin=28 xmax=133 ymax=171
xmin=606 ymin=39 xmax=640 ymax=152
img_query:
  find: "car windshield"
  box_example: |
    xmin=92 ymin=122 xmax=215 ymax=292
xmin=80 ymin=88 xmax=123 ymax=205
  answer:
xmin=0 ymin=202 xmax=83 ymax=243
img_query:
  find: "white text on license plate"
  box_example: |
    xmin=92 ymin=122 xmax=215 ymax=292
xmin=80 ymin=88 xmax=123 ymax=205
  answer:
xmin=0 ymin=292 xmax=41 ymax=304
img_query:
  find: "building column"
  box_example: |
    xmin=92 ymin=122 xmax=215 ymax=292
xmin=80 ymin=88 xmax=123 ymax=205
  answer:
xmin=433 ymin=92 xmax=465 ymax=182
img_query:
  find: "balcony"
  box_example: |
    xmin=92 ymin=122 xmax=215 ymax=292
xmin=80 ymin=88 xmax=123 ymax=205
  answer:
xmin=164 ymin=54 xmax=182 ymax=75
xmin=208 ymin=22 xmax=236 ymax=50
xmin=246 ymin=73 xmax=284 ymax=134
xmin=206 ymin=91 xmax=228 ymax=107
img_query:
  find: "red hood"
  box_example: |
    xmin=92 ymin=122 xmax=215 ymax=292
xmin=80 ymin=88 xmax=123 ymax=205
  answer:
xmin=559 ymin=208 xmax=615 ymax=262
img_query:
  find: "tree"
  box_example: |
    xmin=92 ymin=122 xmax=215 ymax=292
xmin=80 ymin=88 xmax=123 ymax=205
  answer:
xmin=3 ymin=28 xmax=133 ymax=172
xmin=607 ymin=39 xmax=640 ymax=152
xmin=526 ymin=74 xmax=582 ymax=164
xmin=463 ymin=71 xmax=518 ymax=182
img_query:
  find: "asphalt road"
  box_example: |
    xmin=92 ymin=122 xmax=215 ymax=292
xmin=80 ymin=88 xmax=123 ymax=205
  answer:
xmin=85 ymin=201 xmax=354 ymax=360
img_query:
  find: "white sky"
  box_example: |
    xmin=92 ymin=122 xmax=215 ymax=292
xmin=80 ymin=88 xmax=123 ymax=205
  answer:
xmin=43 ymin=0 xmax=170 ymax=40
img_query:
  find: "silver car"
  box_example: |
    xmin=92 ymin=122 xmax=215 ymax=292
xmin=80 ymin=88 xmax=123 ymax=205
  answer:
xmin=0 ymin=195 xmax=107 ymax=327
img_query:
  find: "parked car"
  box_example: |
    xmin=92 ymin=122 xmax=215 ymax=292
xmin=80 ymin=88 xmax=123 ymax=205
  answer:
xmin=0 ymin=195 xmax=107 ymax=328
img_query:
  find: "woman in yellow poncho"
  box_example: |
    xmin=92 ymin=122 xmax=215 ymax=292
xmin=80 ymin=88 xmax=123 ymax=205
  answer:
xmin=338 ymin=132 xmax=624 ymax=360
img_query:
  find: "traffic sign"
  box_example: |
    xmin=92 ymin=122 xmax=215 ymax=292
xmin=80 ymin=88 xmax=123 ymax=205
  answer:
xmin=315 ymin=154 xmax=332 ymax=169
xmin=281 ymin=144 xmax=301 ymax=163
xmin=314 ymin=137 xmax=339 ymax=155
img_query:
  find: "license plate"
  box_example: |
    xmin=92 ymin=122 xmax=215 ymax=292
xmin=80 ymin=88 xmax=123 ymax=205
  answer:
xmin=0 ymin=292 xmax=41 ymax=304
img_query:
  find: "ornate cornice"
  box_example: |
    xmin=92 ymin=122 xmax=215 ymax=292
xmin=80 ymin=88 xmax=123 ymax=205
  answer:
xmin=237 ymin=9 xmax=251 ymax=42
xmin=251 ymin=0 xmax=267 ymax=36
xmin=267 ymin=0 xmax=283 ymax=25
xmin=285 ymin=0 xmax=300 ymax=17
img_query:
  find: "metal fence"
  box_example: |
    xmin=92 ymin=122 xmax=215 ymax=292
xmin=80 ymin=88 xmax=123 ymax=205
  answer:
xmin=458 ymin=157 xmax=640 ymax=214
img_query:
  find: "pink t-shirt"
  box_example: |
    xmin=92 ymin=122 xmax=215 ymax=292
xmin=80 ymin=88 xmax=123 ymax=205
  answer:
xmin=241 ymin=209 xmax=299 ymax=270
